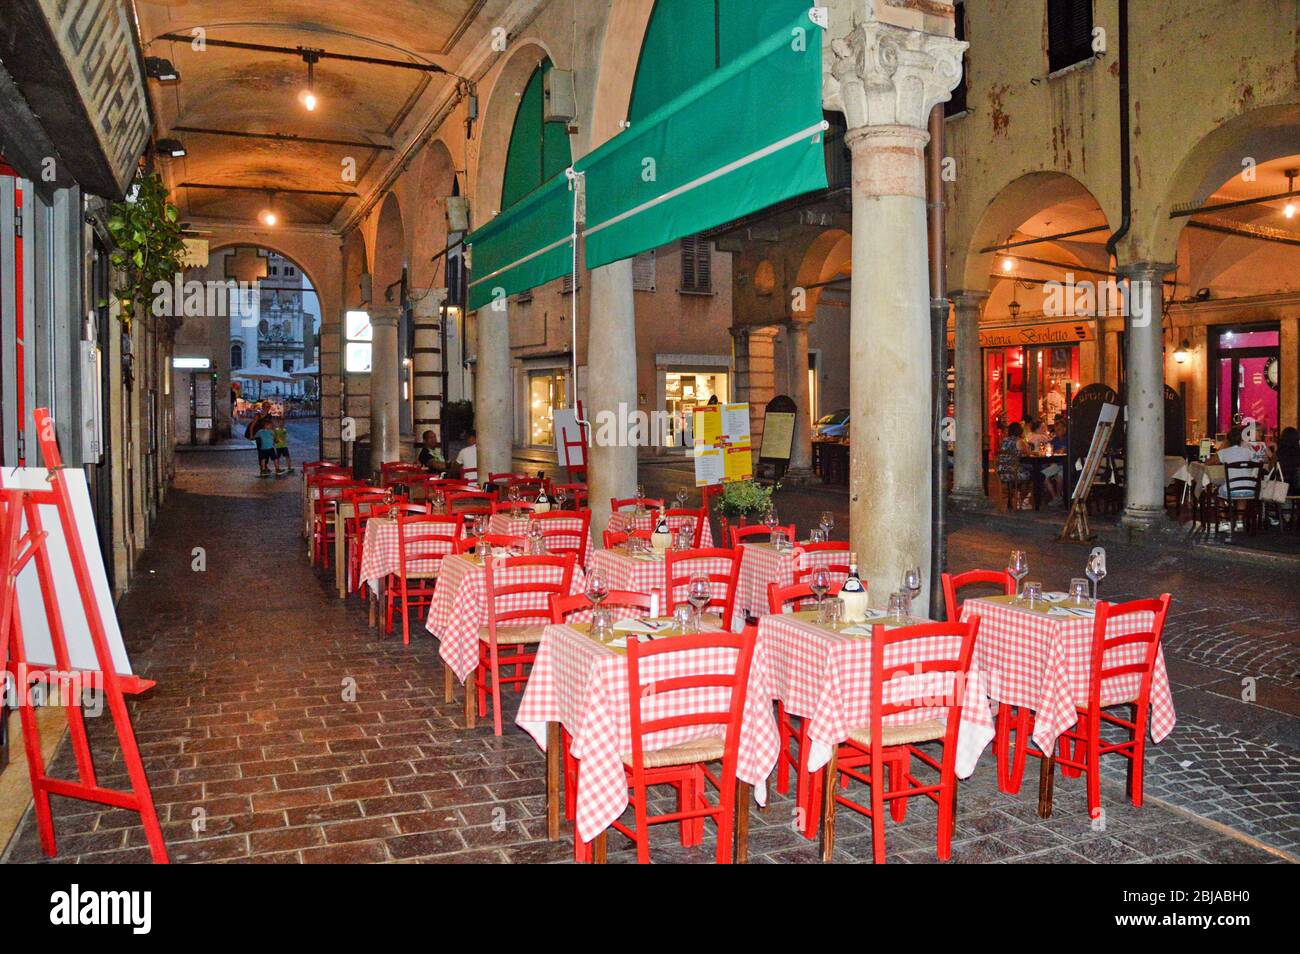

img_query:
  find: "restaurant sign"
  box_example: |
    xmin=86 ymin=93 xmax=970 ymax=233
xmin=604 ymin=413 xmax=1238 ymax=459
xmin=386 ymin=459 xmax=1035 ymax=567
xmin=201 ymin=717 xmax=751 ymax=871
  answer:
xmin=946 ymin=321 xmax=1094 ymax=350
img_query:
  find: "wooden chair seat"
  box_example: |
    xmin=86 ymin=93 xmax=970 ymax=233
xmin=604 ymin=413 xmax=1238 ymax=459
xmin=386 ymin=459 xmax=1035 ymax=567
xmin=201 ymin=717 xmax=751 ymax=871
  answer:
xmin=477 ymin=623 xmax=547 ymax=645
xmin=847 ymin=718 xmax=946 ymax=749
xmin=622 ymin=735 xmax=725 ymax=769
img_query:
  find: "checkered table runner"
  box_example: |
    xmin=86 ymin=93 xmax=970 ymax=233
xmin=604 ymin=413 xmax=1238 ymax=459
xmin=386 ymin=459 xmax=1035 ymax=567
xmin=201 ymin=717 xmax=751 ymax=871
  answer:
xmin=516 ymin=622 xmax=779 ymax=842
xmin=733 ymin=543 xmax=853 ymax=627
xmin=426 ymin=554 xmax=586 ymax=682
xmin=487 ymin=513 xmax=594 ymax=564
xmin=607 ymin=511 xmax=715 ymax=548
xmin=358 ymin=517 xmax=456 ymax=593
xmin=960 ymin=597 xmax=1175 ymax=753
xmin=755 ymin=612 xmax=996 ymax=778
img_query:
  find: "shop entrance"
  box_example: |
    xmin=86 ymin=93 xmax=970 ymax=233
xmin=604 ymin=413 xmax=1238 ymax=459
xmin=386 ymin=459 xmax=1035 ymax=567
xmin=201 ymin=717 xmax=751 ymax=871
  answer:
xmin=1209 ymin=324 xmax=1280 ymax=440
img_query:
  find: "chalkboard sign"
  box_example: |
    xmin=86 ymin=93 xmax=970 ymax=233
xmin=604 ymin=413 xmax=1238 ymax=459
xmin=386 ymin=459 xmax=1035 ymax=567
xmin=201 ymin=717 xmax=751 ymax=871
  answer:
xmin=1068 ymin=384 xmax=1123 ymax=480
xmin=1163 ymin=384 xmax=1185 ymax=457
xmin=759 ymin=395 xmax=798 ymax=479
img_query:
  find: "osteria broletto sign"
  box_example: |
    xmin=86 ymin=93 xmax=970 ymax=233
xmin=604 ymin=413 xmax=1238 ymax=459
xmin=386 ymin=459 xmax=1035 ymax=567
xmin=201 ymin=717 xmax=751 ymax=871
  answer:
xmin=946 ymin=321 xmax=1095 ymax=350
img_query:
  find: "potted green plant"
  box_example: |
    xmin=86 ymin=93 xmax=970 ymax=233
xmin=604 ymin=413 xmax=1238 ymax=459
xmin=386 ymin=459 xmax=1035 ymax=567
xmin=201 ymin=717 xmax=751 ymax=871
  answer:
xmin=712 ymin=479 xmax=778 ymax=530
xmin=105 ymin=171 xmax=187 ymax=335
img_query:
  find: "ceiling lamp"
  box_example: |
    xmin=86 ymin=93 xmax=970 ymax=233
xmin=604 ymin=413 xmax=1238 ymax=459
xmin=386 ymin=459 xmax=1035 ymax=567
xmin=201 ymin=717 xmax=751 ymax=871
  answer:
xmin=1284 ymin=168 xmax=1298 ymax=219
xmin=155 ymin=138 xmax=186 ymax=158
xmin=1008 ymin=286 xmax=1021 ymax=319
xmin=260 ymin=192 xmax=278 ymax=227
xmin=1001 ymin=255 xmax=1014 ymax=272
xmin=1173 ymin=339 xmax=1191 ymax=364
xmin=300 ymin=51 xmax=321 ymax=111
xmin=144 ymin=56 xmax=179 ymax=82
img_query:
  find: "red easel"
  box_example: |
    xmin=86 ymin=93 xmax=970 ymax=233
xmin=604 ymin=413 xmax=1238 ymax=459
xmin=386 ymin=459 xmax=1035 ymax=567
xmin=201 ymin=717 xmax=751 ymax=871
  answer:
xmin=0 ymin=408 xmax=167 ymax=862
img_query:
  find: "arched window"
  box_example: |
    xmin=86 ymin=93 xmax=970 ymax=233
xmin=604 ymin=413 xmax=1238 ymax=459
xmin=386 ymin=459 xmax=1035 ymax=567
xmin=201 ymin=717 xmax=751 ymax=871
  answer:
xmin=231 ymin=342 xmax=243 ymax=369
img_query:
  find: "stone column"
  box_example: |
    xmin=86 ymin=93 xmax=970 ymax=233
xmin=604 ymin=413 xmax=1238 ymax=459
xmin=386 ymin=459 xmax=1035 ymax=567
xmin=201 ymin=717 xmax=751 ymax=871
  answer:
xmin=731 ymin=325 xmax=781 ymax=457
xmin=368 ymin=304 xmax=402 ymax=476
xmin=784 ymin=318 xmax=815 ymax=481
xmin=588 ymin=260 xmax=638 ymax=540
xmin=474 ymin=301 xmax=513 ymax=481
xmin=826 ymin=14 xmax=966 ymax=602
xmin=950 ymin=291 xmax=988 ymax=508
xmin=1118 ymin=262 xmax=1175 ymax=530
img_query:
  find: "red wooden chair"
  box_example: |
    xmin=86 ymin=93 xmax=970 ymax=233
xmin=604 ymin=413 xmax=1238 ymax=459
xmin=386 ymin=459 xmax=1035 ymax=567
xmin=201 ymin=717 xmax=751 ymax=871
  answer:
xmin=386 ymin=513 xmax=462 ymax=645
xmin=447 ymin=489 xmax=496 ymax=519
xmin=1037 ymin=595 xmax=1172 ymax=819
xmin=601 ymin=528 xmax=653 ymax=549
xmin=491 ymin=499 xmax=536 ymax=515
xmin=610 ymin=496 xmax=665 ymax=513
xmin=591 ymin=625 xmax=757 ymax=864
xmin=819 ymin=618 xmax=981 ymax=863
xmin=664 ymin=507 xmax=708 ymax=547
xmin=730 ymin=523 xmax=795 ymax=547
xmin=550 ymin=482 xmax=588 ymax=509
xmin=302 ymin=461 xmax=350 ymax=479
xmin=663 ymin=547 xmax=742 ymax=632
xmin=343 ymin=489 xmax=393 ymax=597
xmin=309 ymin=474 xmax=365 ymax=567
xmin=469 ymin=553 xmax=578 ymax=735
xmin=940 ymin=569 xmax=1022 ymax=791
xmin=532 ymin=510 xmax=592 ymax=567
xmin=381 ymin=461 xmax=426 ymax=486
xmin=766 ymin=580 xmax=842 ymax=832
xmin=791 ymin=542 xmax=851 ymax=587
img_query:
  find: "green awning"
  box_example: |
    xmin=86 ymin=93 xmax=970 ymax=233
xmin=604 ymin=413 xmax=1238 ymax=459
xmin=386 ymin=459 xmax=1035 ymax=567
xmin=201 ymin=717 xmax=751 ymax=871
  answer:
xmin=466 ymin=172 xmax=576 ymax=311
xmin=578 ymin=9 xmax=827 ymax=270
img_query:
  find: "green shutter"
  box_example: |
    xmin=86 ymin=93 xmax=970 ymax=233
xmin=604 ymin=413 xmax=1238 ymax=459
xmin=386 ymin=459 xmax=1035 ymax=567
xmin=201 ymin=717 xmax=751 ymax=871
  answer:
xmin=578 ymin=10 xmax=826 ymax=271
xmin=466 ymin=172 xmax=575 ymax=311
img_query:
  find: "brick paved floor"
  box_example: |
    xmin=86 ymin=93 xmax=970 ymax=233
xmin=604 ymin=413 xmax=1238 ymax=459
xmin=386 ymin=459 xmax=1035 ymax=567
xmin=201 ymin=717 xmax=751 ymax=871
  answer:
xmin=2 ymin=428 xmax=1292 ymax=864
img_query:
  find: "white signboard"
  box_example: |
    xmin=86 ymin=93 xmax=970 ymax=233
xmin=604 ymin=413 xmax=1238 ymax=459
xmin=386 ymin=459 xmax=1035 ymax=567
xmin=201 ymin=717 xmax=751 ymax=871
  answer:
xmin=1 ymin=468 xmax=133 ymax=676
xmin=552 ymin=407 xmax=587 ymax=471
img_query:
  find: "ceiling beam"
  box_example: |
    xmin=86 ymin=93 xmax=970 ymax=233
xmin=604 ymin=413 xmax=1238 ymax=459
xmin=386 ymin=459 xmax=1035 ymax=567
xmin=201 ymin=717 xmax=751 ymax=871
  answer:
xmin=179 ymin=182 xmax=357 ymax=198
xmin=977 ymin=224 xmax=1109 ymax=254
xmin=1187 ymin=218 xmax=1300 ymax=248
xmin=1170 ymin=188 xmax=1300 ymax=218
xmin=156 ymin=33 xmax=453 ymax=74
xmin=172 ymin=126 xmax=393 ymax=151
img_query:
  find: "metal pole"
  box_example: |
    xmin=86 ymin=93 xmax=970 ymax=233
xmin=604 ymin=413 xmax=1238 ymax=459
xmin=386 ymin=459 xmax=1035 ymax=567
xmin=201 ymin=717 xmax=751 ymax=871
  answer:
xmin=926 ymin=104 xmax=948 ymax=620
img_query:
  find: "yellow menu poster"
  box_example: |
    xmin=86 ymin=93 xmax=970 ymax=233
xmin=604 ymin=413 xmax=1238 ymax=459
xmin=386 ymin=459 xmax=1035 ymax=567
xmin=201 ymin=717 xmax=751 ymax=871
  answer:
xmin=693 ymin=403 xmax=752 ymax=486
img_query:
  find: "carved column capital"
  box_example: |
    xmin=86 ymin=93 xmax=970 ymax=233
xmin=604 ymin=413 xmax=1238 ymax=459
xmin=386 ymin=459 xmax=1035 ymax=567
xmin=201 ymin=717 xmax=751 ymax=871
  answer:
xmin=824 ymin=16 xmax=967 ymax=132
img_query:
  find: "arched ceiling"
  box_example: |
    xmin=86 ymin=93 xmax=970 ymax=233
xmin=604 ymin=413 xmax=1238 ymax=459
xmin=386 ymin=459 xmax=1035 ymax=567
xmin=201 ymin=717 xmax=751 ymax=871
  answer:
xmin=135 ymin=0 xmax=508 ymax=229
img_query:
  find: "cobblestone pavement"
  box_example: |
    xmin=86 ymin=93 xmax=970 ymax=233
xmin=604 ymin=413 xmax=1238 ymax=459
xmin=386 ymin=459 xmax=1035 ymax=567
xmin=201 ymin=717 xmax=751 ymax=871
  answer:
xmin=2 ymin=431 xmax=1292 ymax=863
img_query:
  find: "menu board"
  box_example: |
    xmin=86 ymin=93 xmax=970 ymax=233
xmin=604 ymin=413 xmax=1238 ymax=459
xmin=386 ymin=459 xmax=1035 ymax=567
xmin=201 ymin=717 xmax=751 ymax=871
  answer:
xmin=693 ymin=402 xmax=752 ymax=487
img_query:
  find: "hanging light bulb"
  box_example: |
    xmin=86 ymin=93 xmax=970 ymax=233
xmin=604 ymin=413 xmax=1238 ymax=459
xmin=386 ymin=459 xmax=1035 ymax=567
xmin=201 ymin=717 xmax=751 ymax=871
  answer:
xmin=260 ymin=191 xmax=278 ymax=226
xmin=1284 ymin=169 xmax=1298 ymax=219
xmin=300 ymin=52 xmax=320 ymax=112
xmin=1001 ymin=255 xmax=1014 ymax=272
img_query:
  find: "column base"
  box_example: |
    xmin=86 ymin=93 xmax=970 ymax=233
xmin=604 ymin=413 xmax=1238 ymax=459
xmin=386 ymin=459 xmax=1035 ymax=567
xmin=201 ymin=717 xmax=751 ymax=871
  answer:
xmin=781 ymin=465 xmax=815 ymax=485
xmin=949 ymin=488 xmax=993 ymax=512
xmin=1120 ymin=505 xmax=1171 ymax=531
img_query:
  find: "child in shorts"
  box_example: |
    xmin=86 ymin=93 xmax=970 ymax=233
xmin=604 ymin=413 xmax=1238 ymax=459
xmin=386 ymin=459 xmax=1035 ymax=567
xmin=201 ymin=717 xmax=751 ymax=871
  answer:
xmin=254 ymin=421 xmax=276 ymax=477
xmin=272 ymin=418 xmax=291 ymax=476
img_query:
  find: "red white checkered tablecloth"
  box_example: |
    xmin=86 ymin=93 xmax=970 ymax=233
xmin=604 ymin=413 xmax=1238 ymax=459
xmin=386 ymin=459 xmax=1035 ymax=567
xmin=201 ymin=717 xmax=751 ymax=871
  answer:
xmin=960 ymin=597 xmax=1175 ymax=753
xmin=358 ymin=517 xmax=455 ymax=593
xmin=607 ymin=511 xmax=714 ymax=548
xmin=588 ymin=548 xmax=736 ymax=617
xmin=425 ymin=554 xmax=586 ymax=682
xmin=755 ymin=612 xmax=996 ymax=778
xmin=516 ymin=622 xmax=779 ymax=842
xmin=487 ymin=513 xmax=594 ymax=564
xmin=733 ymin=543 xmax=853 ymax=628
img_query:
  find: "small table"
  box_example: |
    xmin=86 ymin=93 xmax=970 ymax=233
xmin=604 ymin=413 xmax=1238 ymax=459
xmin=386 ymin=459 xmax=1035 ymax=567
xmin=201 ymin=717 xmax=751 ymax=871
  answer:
xmin=733 ymin=542 xmax=850 ymax=628
xmin=516 ymin=621 xmax=777 ymax=853
xmin=607 ymin=511 xmax=715 ymax=548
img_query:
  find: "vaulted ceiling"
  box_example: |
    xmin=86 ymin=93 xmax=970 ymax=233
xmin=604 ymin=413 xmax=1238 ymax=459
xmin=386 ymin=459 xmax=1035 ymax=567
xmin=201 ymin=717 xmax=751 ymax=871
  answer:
xmin=134 ymin=0 xmax=505 ymax=228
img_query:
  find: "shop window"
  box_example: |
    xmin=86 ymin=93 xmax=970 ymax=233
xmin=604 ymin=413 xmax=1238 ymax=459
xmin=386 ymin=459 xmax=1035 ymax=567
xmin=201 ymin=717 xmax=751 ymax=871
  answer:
xmin=665 ymin=372 xmax=728 ymax=447
xmin=680 ymin=235 xmax=712 ymax=294
xmin=1047 ymin=0 xmax=1094 ymax=74
xmin=344 ymin=311 xmax=373 ymax=373
xmin=528 ymin=369 xmax=568 ymax=447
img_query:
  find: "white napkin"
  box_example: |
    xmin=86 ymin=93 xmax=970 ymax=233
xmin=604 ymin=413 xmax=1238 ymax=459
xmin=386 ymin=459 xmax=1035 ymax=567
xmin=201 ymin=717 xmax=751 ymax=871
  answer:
xmin=613 ymin=618 xmax=673 ymax=635
xmin=1048 ymin=605 xmax=1095 ymax=618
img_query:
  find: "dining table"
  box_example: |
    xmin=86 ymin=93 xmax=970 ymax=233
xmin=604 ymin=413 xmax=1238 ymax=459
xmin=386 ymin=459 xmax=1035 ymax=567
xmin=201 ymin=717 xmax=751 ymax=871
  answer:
xmin=958 ymin=593 xmax=1175 ymax=782
xmin=732 ymin=541 xmax=851 ymax=626
xmin=756 ymin=607 xmax=996 ymax=837
xmin=607 ymin=510 xmax=715 ymax=548
xmin=587 ymin=545 xmax=736 ymax=619
xmin=516 ymin=619 xmax=778 ymax=858
xmin=486 ymin=512 xmax=595 ymax=562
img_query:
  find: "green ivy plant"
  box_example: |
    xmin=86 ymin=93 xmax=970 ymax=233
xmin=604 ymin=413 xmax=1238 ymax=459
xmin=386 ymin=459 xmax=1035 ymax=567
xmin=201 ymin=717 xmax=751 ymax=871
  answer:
xmin=105 ymin=171 xmax=187 ymax=333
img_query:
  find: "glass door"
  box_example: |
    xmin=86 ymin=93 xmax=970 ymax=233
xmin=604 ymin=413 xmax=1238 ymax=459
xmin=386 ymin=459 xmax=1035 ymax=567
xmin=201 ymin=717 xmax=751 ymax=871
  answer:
xmin=527 ymin=368 xmax=568 ymax=447
xmin=1210 ymin=326 xmax=1280 ymax=439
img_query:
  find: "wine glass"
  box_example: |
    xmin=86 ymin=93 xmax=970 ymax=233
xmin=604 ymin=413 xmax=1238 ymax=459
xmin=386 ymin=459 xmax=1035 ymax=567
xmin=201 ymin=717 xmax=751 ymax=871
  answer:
xmin=1086 ymin=550 xmax=1107 ymax=599
xmin=809 ymin=568 xmax=831 ymax=608
xmin=819 ymin=511 xmax=834 ymax=537
xmin=763 ymin=509 xmax=779 ymax=533
xmin=635 ymin=484 xmax=646 ymax=514
xmin=1007 ymin=549 xmax=1029 ymax=597
xmin=554 ymin=487 xmax=568 ymax=510
xmin=902 ymin=565 xmax=922 ymax=602
xmin=585 ymin=569 xmax=609 ymax=611
xmin=687 ymin=576 xmax=712 ymax=630
xmin=675 ymin=488 xmax=689 ymax=509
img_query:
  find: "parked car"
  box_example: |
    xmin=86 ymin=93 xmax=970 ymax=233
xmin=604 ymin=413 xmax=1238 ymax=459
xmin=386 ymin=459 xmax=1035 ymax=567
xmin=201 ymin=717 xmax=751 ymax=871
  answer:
xmin=815 ymin=409 xmax=850 ymax=438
